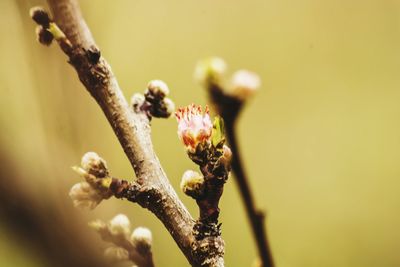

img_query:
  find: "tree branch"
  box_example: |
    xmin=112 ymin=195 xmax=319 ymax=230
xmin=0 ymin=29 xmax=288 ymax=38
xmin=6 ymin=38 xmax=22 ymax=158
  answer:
xmin=225 ymin=122 xmax=274 ymax=267
xmin=200 ymin=65 xmax=275 ymax=267
xmin=31 ymin=1 xmax=225 ymax=266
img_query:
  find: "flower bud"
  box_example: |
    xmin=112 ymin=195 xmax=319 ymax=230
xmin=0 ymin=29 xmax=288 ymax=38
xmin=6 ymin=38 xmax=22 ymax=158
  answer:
xmin=175 ymin=104 xmax=213 ymax=153
xmin=146 ymin=80 xmax=169 ymax=99
xmin=36 ymin=26 xmax=53 ymax=46
xmin=180 ymin=170 xmax=205 ymax=198
xmin=30 ymin=6 xmax=50 ymax=27
xmin=230 ymin=70 xmax=260 ymax=100
xmin=109 ymin=214 xmax=131 ymax=237
xmin=81 ymin=152 xmax=108 ymax=178
xmin=131 ymin=227 xmax=152 ymax=253
xmin=194 ymin=57 xmax=226 ymax=86
xmin=104 ymin=246 xmax=129 ymax=261
xmin=69 ymin=182 xmax=103 ymax=209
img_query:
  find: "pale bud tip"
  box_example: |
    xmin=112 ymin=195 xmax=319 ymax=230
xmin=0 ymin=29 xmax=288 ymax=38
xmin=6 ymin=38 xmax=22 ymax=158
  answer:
xmin=163 ymin=98 xmax=175 ymax=117
xmin=147 ymin=80 xmax=170 ymax=98
xmin=231 ymin=70 xmax=261 ymax=99
xmin=194 ymin=57 xmax=227 ymax=85
xmin=81 ymin=151 xmax=108 ymax=178
xmin=180 ymin=170 xmax=205 ymax=198
xmin=109 ymin=214 xmax=131 ymax=236
xmin=131 ymin=227 xmax=152 ymax=251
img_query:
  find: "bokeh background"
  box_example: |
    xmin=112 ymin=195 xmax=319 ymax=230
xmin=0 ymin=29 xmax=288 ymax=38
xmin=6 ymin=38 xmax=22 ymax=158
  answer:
xmin=1 ymin=0 xmax=400 ymax=266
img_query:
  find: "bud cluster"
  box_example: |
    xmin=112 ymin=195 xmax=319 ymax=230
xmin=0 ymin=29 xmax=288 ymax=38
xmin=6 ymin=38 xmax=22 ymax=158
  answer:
xmin=195 ymin=57 xmax=261 ymax=105
xmin=30 ymin=6 xmax=67 ymax=46
xmin=131 ymin=80 xmax=175 ymax=119
xmin=89 ymin=214 xmax=153 ymax=264
xmin=30 ymin=7 xmax=53 ymax=46
xmin=69 ymin=152 xmax=112 ymax=210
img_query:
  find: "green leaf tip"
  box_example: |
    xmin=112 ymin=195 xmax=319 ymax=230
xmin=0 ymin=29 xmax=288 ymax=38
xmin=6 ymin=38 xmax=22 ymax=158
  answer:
xmin=211 ymin=116 xmax=225 ymax=148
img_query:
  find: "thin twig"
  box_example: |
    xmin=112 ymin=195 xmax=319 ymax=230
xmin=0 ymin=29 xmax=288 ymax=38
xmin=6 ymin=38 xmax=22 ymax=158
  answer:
xmin=225 ymin=122 xmax=274 ymax=267
xmin=206 ymin=80 xmax=274 ymax=267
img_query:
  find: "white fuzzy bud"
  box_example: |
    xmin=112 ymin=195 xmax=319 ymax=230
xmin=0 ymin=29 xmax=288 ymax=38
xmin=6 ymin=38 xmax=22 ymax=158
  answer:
xmin=109 ymin=214 xmax=131 ymax=237
xmin=104 ymin=246 xmax=129 ymax=261
xmin=131 ymin=227 xmax=152 ymax=253
xmin=81 ymin=152 xmax=108 ymax=178
xmin=180 ymin=170 xmax=205 ymax=198
xmin=230 ymin=70 xmax=260 ymax=100
xmin=69 ymin=182 xmax=103 ymax=209
xmin=163 ymin=98 xmax=175 ymax=117
xmin=147 ymin=80 xmax=169 ymax=98
xmin=194 ymin=57 xmax=227 ymax=85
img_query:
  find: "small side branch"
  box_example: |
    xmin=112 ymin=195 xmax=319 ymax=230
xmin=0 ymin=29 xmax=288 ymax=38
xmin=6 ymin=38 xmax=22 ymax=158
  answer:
xmin=90 ymin=214 xmax=155 ymax=267
xmin=196 ymin=58 xmax=275 ymax=267
xmin=225 ymin=123 xmax=274 ymax=267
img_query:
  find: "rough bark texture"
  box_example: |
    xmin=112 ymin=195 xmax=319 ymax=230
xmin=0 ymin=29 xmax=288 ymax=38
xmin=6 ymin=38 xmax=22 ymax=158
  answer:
xmin=43 ymin=0 xmax=225 ymax=266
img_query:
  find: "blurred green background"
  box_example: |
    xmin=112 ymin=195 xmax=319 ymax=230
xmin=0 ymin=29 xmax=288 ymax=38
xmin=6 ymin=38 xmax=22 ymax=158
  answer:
xmin=1 ymin=0 xmax=400 ymax=266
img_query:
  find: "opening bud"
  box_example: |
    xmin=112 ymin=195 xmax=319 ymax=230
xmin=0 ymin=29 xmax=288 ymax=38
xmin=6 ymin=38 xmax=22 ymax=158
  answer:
xmin=175 ymin=104 xmax=213 ymax=153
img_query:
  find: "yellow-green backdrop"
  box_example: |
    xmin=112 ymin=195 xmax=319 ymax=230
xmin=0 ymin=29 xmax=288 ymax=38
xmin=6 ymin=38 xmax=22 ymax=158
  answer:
xmin=1 ymin=0 xmax=400 ymax=266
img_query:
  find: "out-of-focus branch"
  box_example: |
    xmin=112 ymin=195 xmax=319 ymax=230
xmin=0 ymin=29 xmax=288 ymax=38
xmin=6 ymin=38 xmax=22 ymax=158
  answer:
xmin=30 ymin=1 xmax=225 ymax=266
xmin=90 ymin=214 xmax=155 ymax=267
xmin=225 ymin=122 xmax=274 ymax=267
xmin=196 ymin=58 xmax=275 ymax=267
xmin=0 ymin=149 xmax=111 ymax=267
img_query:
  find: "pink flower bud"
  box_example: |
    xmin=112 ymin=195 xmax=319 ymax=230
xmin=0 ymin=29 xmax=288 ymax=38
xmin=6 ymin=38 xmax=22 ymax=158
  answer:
xmin=175 ymin=104 xmax=213 ymax=152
